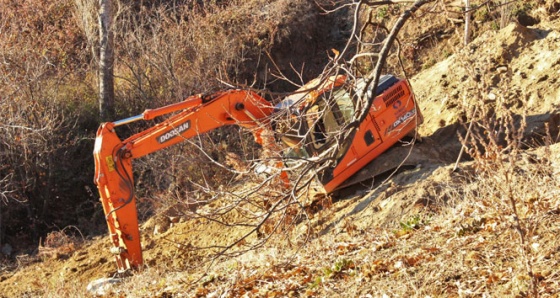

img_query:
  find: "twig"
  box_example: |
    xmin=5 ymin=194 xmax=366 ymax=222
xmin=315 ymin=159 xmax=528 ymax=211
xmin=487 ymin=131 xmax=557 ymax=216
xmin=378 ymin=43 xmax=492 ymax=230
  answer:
xmin=453 ymin=106 xmax=478 ymax=172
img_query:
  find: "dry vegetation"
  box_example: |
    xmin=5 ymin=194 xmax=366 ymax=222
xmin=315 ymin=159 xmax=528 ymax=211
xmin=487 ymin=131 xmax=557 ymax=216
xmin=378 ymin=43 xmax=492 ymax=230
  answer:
xmin=1 ymin=0 xmax=559 ymax=297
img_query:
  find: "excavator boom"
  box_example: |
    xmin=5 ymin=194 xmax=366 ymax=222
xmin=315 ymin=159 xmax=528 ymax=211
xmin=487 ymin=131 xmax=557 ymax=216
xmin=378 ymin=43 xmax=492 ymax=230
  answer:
xmin=93 ymin=90 xmax=274 ymax=272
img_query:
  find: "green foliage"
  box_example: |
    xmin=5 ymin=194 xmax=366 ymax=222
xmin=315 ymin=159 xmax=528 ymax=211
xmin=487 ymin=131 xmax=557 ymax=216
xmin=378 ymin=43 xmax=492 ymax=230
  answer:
xmin=377 ymin=7 xmax=388 ymax=19
xmin=422 ymin=58 xmax=437 ymax=70
xmin=456 ymin=217 xmax=486 ymax=237
xmin=394 ymin=214 xmax=431 ymax=236
xmin=474 ymin=6 xmax=490 ymax=22
xmin=512 ymin=2 xmax=533 ymax=16
xmin=309 ymin=258 xmax=355 ymax=288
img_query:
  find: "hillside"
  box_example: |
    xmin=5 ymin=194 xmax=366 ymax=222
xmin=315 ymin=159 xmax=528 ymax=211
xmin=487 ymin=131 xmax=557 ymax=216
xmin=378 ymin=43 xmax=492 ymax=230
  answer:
xmin=1 ymin=1 xmax=559 ymax=297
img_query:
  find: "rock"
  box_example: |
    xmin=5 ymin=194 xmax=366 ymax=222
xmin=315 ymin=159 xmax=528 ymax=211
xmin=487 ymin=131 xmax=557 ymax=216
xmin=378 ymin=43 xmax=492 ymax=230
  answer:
xmin=1 ymin=243 xmax=12 ymax=256
xmin=86 ymin=277 xmax=121 ymax=296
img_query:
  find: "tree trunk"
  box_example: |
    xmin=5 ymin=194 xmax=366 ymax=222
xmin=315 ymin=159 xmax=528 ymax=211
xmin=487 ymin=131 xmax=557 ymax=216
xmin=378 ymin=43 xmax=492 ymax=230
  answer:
xmin=464 ymin=0 xmax=471 ymax=45
xmin=98 ymin=0 xmax=115 ymax=121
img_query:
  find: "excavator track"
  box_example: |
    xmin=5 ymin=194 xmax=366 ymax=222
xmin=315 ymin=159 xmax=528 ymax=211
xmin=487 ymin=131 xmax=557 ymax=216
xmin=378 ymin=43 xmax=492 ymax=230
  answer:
xmin=333 ymin=134 xmax=451 ymax=191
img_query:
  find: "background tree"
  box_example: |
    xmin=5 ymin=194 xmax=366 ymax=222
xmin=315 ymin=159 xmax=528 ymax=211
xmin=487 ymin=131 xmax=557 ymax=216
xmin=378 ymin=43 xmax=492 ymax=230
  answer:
xmin=98 ymin=0 xmax=115 ymax=121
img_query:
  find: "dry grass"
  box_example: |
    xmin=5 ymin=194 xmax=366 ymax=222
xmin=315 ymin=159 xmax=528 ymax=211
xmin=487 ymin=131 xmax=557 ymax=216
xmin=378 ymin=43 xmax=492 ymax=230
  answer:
xmin=74 ymin=136 xmax=559 ymax=297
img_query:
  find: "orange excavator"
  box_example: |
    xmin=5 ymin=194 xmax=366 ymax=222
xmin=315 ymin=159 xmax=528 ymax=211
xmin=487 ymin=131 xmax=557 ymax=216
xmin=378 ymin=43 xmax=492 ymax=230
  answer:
xmin=93 ymin=74 xmax=422 ymax=272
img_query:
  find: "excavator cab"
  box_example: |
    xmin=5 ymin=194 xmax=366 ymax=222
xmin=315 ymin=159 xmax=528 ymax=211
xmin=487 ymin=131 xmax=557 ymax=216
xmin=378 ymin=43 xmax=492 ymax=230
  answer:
xmin=274 ymin=74 xmax=422 ymax=192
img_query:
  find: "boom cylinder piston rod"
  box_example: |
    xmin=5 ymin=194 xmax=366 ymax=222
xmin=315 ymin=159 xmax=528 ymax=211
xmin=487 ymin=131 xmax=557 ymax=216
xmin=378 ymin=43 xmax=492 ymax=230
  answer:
xmin=112 ymin=95 xmax=206 ymax=127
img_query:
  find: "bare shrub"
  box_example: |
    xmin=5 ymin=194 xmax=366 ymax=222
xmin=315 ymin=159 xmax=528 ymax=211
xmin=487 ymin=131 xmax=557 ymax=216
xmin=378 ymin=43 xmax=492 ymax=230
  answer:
xmin=0 ymin=0 xmax=102 ymax=251
xmin=73 ymin=0 xmax=99 ymax=60
xmin=38 ymin=226 xmax=84 ymax=259
xmin=453 ymin=50 xmax=559 ymax=297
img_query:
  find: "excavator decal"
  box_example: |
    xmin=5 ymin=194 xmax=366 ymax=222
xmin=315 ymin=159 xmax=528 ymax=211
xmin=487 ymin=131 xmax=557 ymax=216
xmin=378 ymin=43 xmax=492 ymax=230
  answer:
xmin=105 ymin=156 xmax=116 ymax=172
xmin=386 ymin=108 xmax=417 ymax=135
xmin=382 ymin=84 xmax=405 ymax=108
xmin=157 ymin=120 xmax=191 ymax=143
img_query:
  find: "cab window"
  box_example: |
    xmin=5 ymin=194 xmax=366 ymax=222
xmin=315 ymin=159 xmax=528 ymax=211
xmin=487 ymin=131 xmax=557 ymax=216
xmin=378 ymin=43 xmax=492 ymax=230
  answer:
xmin=305 ymin=87 xmax=355 ymax=152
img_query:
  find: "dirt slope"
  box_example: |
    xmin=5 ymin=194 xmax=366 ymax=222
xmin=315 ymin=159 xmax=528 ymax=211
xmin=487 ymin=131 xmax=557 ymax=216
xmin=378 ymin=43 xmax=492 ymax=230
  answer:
xmin=2 ymin=14 xmax=560 ymax=298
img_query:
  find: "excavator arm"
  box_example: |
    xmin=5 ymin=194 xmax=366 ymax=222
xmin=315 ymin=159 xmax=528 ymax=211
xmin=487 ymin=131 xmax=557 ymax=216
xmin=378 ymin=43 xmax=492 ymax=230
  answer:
xmin=93 ymin=90 xmax=274 ymax=272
